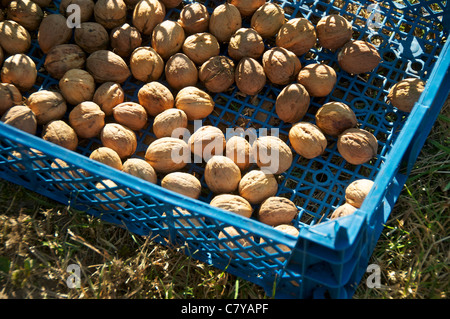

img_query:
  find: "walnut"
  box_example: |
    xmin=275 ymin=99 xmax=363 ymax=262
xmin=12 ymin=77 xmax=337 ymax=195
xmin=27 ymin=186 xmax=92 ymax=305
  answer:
xmin=161 ymin=172 xmax=202 ymax=199
xmin=297 ymin=63 xmax=337 ymax=97
xmin=38 ymin=14 xmax=72 ymax=54
xmin=129 ymin=46 xmax=164 ymax=83
xmin=225 ymin=135 xmax=251 ymax=171
xmin=182 ymin=32 xmax=220 ymax=65
xmin=288 ymin=122 xmax=327 ymax=159
xmin=59 ymin=69 xmax=96 ymax=105
xmin=165 ymin=52 xmax=198 ymax=91
xmin=0 ymin=20 xmax=31 ymax=54
xmin=276 ymin=18 xmax=317 ymax=56
xmin=93 ymin=0 xmax=127 ymax=29
xmin=316 ymin=14 xmax=353 ymax=51
xmin=228 ymin=28 xmax=264 ymax=60
xmin=209 ymin=194 xmax=253 ymax=218
xmin=330 ymin=203 xmax=357 ymax=219
xmin=262 ymin=47 xmax=301 ymax=86
xmin=199 ymin=56 xmax=235 ymax=93
xmin=93 ymin=82 xmax=125 ymax=116
xmin=68 ymin=101 xmax=105 ymax=139
xmin=89 ymin=146 xmax=122 ymax=170
xmin=204 ymin=155 xmax=242 ymax=194
xmin=258 ymin=196 xmax=298 ymax=226
xmin=152 ymin=108 xmax=188 ymax=139
xmin=112 ymin=102 xmax=148 ymax=131
xmin=74 ymin=22 xmax=109 ymax=53
xmin=144 ymin=137 xmax=190 ymax=173
xmin=132 ymin=0 xmax=166 ymax=36
xmin=1 ymin=104 xmax=37 ymax=135
xmin=387 ymin=78 xmax=426 ymax=113
xmin=44 ymin=44 xmax=86 ymax=80
xmin=251 ymin=135 xmax=293 ymax=175
xmin=178 ymin=2 xmax=209 ymax=34
xmin=209 ymin=3 xmax=241 ymax=43
xmin=137 ymin=81 xmax=174 ymax=117
xmin=59 ymin=0 xmax=94 ymax=22
xmin=152 ymin=20 xmax=185 ymax=60
xmin=345 ymin=178 xmax=374 ymax=208
xmin=315 ymin=101 xmax=357 ymax=137
xmin=338 ymin=40 xmax=381 ymax=74
xmin=229 ymin=0 xmax=265 ymax=16
xmin=275 ymin=83 xmax=310 ymax=123
xmin=1 ymin=53 xmax=37 ymax=92
xmin=110 ymin=23 xmax=142 ymax=58
xmin=337 ymin=128 xmax=378 ymax=165
xmin=7 ymin=0 xmax=43 ymax=30
xmin=41 ymin=120 xmax=78 ymax=151
xmin=250 ymin=2 xmax=286 ymax=38
xmin=188 ymin=125 xmax=226 ymax=161
xmin=175 ymin=86 xmax=215 ymax=120
xmin=26 ymin=90 xmax=67 ymax=125
xmin=86 ymin=49 xmax=131 ymax=83
xmin=121 ymin=158 xmax=157 ymax=185
xmin=235 ymin=57 xmax=266 ymax=96
xmin=238 ymin=170 xmax=278 ymax=204
xmin=0 ymin=83 xmax=22 ymax=115
xmin=100 ymin=123 xmax=137 ymax=159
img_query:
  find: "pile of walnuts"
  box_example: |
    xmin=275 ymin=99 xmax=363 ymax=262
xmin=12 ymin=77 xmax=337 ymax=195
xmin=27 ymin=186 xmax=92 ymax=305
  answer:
xmin=0 ymin=0 xmax=426 ymax=246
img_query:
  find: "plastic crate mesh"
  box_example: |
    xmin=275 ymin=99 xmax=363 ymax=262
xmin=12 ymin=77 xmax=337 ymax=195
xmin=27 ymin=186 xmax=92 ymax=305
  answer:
xmin=0 ymin=0 xmax=448 ymax=298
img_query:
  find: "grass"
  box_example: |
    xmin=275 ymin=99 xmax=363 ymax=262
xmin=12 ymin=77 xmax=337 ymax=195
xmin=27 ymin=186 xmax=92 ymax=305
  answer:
xmin=0 ymin=98 xmax=448 ymax=299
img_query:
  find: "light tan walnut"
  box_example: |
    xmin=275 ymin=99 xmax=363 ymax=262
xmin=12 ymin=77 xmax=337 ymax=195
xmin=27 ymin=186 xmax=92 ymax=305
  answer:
xmin=152 ymin=108 xmax=188 ymax=139
xmin=121 ymin=158 xmax=157 ymax=185
xmin=209 ymin=3 xmax=241 ymax=43
xmin=210 ymin=194 xmax=253 ymax=218
xmin=89 ymin=146 xmax=123 ymax=170
xmin=250 ymin=2 xmax=286 ymax=38
xmin=1 ymin=53 xmax=37 ymax=91
xmin=337 ymin=128 xmax=378 ymax=165
xmin=188 ymin=125 xmax=226 ymax=161
xmin=315 ymin=101 xmax=357 ymax=137
xmin=345 ymin=178 xmax=374 ymax=208
xmin=145 ymin=137 xmax=190 ymax=173
xmin=225 ymin=135 xmax=251 ymax=171
xmin=338 ymin=40 xmax=381 ymax=74
xmin=258 ymin=196 xmax=298 ymax=226
xmin=288 ymin=122 xmax=327 ymax=159
xmin=297 ymin=63 xmax=337 ymax=97
xmin=100 ymin=123 xmax=137 ymax=159
xmin=68 ymin=101 xmax=105 ymax=139
xmin=112 ymin=102 xmax=148 ymax=131
xmin=276 ymin=18 xmax=317 ymax=56
xmin=93 ymin=82 xmax=125 ymax=116
xmin=175 ymin=86 xmax=214 ymax=120
xmin=238 ymin=170 xmax=278 ymax=204
xmin=161 ymin=172 xmax=202 ymax=199
xmin=59 ymin=69 xmax=96 ymax=105
xmin=1 ymin=104 xmax=37 ymax=135
xmin=26 ymin=90 xmax=67 ymax=125
xmin=138 ymin=81 xmax=174 ymax=117
xmin=387 ymin=78 xmax=426 ymax=113
xmin=41 ymin=120 xmax=78 ymax=151
xmin=251 ymin=135 xmax=293 ymax=175
xmin=204 ymin=155 xmax=242 ymax=194
xmin=275 ymin=83 xmax=310 ymax=123
xmin=316 ymin=14 xmax=353 ymax=51
xmin=262 ymin=47 xmax=301 ymax=86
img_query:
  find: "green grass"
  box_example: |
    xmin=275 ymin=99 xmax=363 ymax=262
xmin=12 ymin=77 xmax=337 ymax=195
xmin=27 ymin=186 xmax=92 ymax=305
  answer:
xmin=0 ymin=99 xmax=448 ymax=299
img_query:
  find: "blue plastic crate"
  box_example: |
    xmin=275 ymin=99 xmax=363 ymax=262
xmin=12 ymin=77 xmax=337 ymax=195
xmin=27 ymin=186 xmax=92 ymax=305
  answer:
xmin=0 ymin=0 xmax=449 ymax=299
